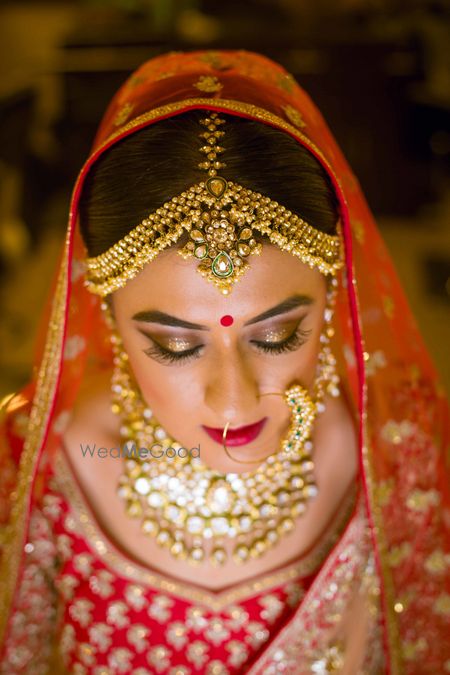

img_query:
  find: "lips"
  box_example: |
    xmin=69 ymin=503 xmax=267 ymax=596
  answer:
xmin=202 ymin=417 xmax=267 ymax=446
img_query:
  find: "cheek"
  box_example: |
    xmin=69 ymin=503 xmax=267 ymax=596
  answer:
xmin=113 ymin=321 xmax=165 ymax=404
xmin=302 ymin=337 xmax=322 ymax=384
xmin=283 ymin=324 xmax=323 ymax=386
xmin=112 ymin=305 xmax=201 ymax=428
xmin=121 ymin=333 xmax=196 ymax=415
xmin=283 ymin=338 xmax=320 ymax=382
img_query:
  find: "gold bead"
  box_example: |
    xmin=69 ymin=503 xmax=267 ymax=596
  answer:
xmin=126 ymin=500 xmax=142 ymax=518
xmin=210 ymin=547 xmax=227 ymax=566
xmin=233 ymin=544 xmax=250 ymax=563
xmin=170 ymin=540 xmax=188 ymax=559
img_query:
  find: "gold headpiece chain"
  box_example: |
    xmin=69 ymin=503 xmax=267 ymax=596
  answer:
xmin=85 ymin=112 xmax=343 ymax=296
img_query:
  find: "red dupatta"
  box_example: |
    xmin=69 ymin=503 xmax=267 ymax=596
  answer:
xmin=0 ymin=49 xmax=448 ymax=674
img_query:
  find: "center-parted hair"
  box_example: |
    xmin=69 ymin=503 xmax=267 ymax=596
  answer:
xmin=79 ymin=110 xmax=340 ymax=257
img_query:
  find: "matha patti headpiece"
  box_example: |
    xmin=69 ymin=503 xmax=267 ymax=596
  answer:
xmin=85 ymin=111 xmax=343 ymax=296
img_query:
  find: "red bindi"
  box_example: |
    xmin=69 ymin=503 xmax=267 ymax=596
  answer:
xmin=220 ymin=315 xmax=234 ymax=327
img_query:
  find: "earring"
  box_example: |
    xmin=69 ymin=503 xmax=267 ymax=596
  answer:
xmin=314 ymin=279 xmax=340 ymax=403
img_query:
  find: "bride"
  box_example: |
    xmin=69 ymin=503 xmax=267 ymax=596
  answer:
xmin=0 ymin=49 xmax=448 ymax=675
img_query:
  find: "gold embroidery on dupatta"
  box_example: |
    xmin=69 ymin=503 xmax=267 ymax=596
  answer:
xmin=361 ymin=433 xmax=403 ymax=672
xmin=352 ymin=262 xmax=403 ymax=672
xmin=387 ymin=542 xmax=413 ymax=567
xmin=0 ymin=231 xmax=70 ymax=643
xmin=245 ymin=496 xmax=376 ymax=673
xmin=0 ymin=506 xmax=60 ymax=672
xmin=282 ymin=104 xmax=307 ymax=129
xmin=406 ymin=488 xmax=441 ymax=511
xmin=402 ymin=637 xmax=428 ymax=661
xmin=113 ymin=102 xmax=135 ymax=127
xmin=194 ymin=76 xmax=223 ymax=93
xmin=277 ymin=74 xmax=297 ymax=94
xmin=376 ymin=478 xmax=395 ymax=507
xmin=0 ymin=393 xmax=16 ymax=417
xmin=433 ymin=593 xmax=450 ymax=616
xmin=310 ymin=641 xmax=345 ymax=672
xmin=424 ymin=548 xmax=450 ymax=574
xmin=394 ymin=590 xmax=415 ymax=614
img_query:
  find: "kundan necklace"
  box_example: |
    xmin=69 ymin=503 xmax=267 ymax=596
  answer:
xmin=105 ymin=290 xmax=340 ymax=567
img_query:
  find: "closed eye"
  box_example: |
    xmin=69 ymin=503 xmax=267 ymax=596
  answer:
xmin=250 ymin=324 xmax=312 ymax=354
xmin=143 ymin=341 xmax=204 ymax=364
xmin=141 ymin=323 xmax=312 ymax=365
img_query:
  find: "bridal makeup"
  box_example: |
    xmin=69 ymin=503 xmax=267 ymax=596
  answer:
xmin=111 ymin=242 xmax=327 ymax=472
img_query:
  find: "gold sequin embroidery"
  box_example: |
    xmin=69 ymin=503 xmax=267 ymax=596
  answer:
xmin=282 ymin=104 xmax=306 ymax=129
xmin=113 ymin=103 xmax=135 ymax=127
xmin=194 ymin=76 xmax=223 ymax=93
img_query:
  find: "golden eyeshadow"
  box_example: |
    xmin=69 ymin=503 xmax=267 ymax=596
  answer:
xmin=257 ymin=327 xmax=292 ymax=342
xmin=162 ymin=337 xmax=195 ymax=352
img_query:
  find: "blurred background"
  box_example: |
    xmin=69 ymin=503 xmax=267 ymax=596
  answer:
xmin=0 ymin=0 xmax=449 ymax=397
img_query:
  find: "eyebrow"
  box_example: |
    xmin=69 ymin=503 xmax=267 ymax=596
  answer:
xmin=132 ymin=294 xmax=313 ymax=330
xmin=244 ymin=294 xmax=313 ymax=326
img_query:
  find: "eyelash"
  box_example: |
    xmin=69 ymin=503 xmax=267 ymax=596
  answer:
xmin=143 ymin=343 xmax=202 ymax=364
xmin=143 ymin=325 xmax=312 ymax=365
xmin=252 ymin=326 xmax=312 ymax=354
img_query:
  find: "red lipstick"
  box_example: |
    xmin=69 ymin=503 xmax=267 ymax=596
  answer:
xmin=202 ymin=417 xmax=267 ymax=446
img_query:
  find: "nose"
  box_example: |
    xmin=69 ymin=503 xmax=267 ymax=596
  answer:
xmin=204 ymin=347 xmax=259 ymax=425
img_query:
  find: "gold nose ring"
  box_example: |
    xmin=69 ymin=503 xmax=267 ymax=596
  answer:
xmin=221 ymin=391 xmax=284 ymax=464
xmin=222 ymin=421 xmax=275 ymax=464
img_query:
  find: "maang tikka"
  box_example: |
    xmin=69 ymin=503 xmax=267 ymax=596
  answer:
xmin=104 ymin=281 xmax=340 ymax=568
xmin=85 ymin=111 xmax=343 ymax=296
xmin=176 ymin=112 xmax=263 ymax=292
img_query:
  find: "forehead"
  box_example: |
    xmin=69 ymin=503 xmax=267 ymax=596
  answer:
xmin=112 ymin=243 xmax=326 ymax=319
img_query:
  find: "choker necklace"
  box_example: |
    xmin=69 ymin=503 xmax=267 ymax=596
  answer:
xmin=105 ymin=287 xmax=340 ymax=567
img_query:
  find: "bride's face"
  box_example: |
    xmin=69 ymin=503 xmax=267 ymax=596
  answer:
xmin=112 ymin=243 xmax=328 ymax=474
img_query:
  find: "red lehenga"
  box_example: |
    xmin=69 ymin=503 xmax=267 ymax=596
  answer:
xmin=0 ymin=50 xmax=448 ymax=675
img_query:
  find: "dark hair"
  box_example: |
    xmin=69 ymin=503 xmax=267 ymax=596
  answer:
xmin=79 ymin=110 xmax=339 ymax=257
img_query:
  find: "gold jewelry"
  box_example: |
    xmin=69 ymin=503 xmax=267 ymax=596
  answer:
xmin=85 ymin=112 xmax=343 ymax=296
xmin=110 ymin=346 xmax=319 ymax=567
xmin=106 ymin=325 xmax=320 ymax=567
xmin=104 ymin=284 xmax=340 ymax=567
xmin=221 ymin=420 xmax=273 ymax=464
xmin=110 ymin=362 xmax=330 ymax=568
